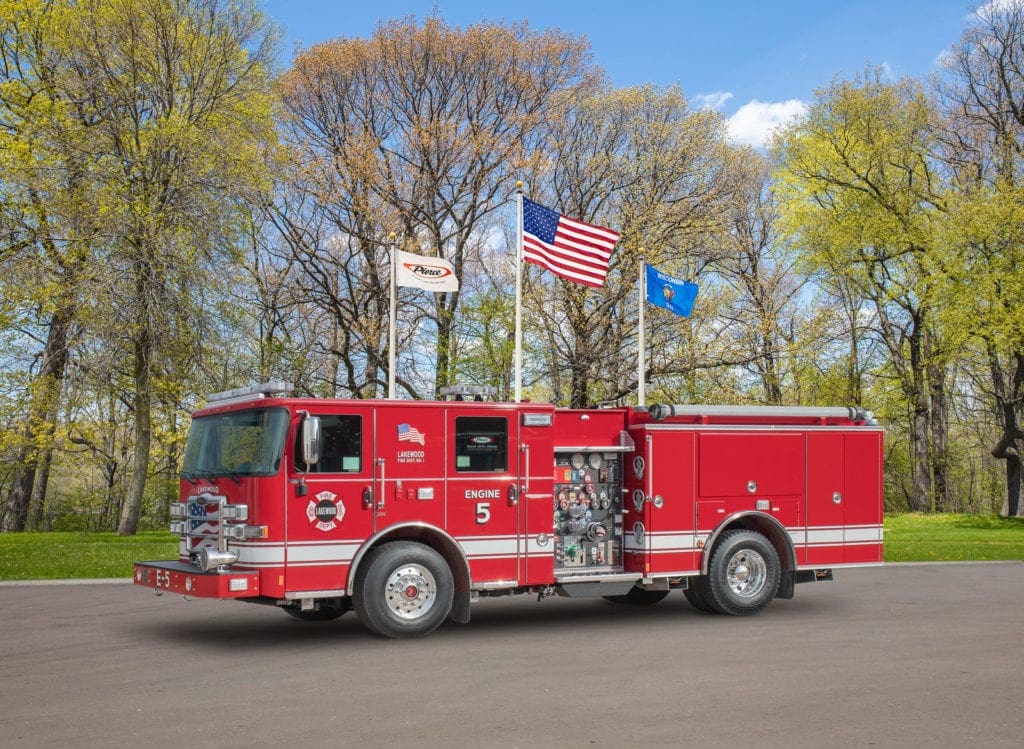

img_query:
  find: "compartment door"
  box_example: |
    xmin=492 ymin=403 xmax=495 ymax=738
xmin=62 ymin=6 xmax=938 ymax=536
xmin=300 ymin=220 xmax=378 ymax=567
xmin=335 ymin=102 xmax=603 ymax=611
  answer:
xmin=643 ymin=430 xmax=699 ymax=575
xmin=805 ymin=432 xmax=845 ymax=566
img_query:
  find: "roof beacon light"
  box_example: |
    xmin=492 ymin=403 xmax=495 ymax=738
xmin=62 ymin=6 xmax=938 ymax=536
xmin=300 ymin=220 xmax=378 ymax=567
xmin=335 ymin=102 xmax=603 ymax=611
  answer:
xmin=440 ymin=385 xmax=497 ymax=401
xmin=207 ymin=380 xmax=294 ymax=405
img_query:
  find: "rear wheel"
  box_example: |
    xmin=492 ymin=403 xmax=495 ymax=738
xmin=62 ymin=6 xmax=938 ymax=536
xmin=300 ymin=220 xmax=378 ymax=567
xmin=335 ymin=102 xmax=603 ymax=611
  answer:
xmin=354 ymin=542 xmax=453 ymax=638
xmin=603 ymin=586 xmax=670 ymax=605
xmin=704 ymin=529 xmax=780 ymax=616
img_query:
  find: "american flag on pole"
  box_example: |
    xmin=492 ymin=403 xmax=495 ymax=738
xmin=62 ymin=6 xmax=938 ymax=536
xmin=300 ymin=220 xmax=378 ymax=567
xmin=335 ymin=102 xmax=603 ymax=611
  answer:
xmin=522 ymin=197 xmax=620 ymax=288
xmin=397 ymin=423 xmax=425 ymax=445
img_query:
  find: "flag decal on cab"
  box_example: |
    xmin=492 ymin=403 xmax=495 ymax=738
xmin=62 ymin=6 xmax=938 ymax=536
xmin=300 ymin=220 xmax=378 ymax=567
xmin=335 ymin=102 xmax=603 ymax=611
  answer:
xmin=397 ymin=423 xmax=426 ymax=445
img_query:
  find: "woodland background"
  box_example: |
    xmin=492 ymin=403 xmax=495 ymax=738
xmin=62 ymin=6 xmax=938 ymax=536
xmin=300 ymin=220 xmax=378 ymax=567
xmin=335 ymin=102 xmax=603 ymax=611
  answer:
xmin=2 ymin=0 xmax=1023 ymax=534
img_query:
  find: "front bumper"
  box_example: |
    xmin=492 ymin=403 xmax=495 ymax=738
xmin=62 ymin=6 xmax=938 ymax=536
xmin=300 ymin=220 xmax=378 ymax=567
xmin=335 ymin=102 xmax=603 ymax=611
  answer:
xmin=134 ymin=560 xmax=259 ymax=598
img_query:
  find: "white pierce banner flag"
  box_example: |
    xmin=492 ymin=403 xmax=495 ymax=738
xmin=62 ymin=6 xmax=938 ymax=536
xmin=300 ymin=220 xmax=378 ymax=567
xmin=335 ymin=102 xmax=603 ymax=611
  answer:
xmin=395 ymin=249 xmax=459 ymax=292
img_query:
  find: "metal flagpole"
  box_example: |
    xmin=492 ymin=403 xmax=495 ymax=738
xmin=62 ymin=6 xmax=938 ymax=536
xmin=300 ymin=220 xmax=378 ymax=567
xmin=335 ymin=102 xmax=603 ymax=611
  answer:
xmin=514 ymin=182 xmax=524 ymax=403
xmin=638 ymin=248 xmax=646 ymax=407
xmin=388 ymin=232 xmax=397 ymax=399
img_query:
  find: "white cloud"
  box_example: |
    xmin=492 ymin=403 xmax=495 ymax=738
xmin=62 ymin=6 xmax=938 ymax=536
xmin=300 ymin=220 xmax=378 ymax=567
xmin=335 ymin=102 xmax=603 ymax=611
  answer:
xmin=977 ymin=0 xmax=1019 ymax=20
xmin=693 ymin=91 xmax=734 ymax=111
xmin=726 ymin=99 xmax=808 ymax=148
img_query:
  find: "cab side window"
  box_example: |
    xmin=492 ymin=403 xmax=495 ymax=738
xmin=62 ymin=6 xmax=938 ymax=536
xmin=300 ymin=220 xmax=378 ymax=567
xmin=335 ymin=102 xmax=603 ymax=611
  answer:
xmin=295 ymin=415 xmax=362 ymax=473
xmin=454 ymin=416 xmax=507 ymax=472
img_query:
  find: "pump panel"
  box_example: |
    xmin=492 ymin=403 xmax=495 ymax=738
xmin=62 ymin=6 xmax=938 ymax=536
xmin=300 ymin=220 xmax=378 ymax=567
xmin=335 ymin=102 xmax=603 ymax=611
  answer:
xmin=552 ymin=451 xmax=623 ymax=574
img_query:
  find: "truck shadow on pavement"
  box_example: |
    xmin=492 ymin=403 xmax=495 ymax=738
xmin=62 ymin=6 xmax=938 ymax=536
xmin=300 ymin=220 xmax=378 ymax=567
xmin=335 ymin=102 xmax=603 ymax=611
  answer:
xmin=129 ymin=592 xmax=839 ymax=651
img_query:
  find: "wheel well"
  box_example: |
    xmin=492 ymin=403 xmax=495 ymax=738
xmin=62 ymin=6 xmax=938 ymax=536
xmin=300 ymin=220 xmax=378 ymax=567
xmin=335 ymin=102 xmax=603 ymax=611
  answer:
xmin=701 ymin=513 xmax=796 ymax=575
xmin=346 ymin=523 xmax=471 ymax=623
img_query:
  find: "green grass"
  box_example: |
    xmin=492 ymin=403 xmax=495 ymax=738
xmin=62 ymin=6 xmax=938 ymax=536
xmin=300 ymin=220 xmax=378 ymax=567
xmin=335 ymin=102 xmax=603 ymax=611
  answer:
xmin=0 ymin=515 xmax=1022 ymax=580
xmin=0 ymin=531 xmax=178 ymax=580
xmin=883 ymin=513 xmax=1024 ymax=562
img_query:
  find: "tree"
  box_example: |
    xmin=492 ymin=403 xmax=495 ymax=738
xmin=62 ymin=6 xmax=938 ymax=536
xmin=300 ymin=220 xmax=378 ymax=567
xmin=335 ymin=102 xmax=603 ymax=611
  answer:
xmin=276 ymin=18 xmax=594 ymax=398
xmin=55 ymin=0 xmax=277 ymax=534
xmin=774 ymin=70 xmax=949 ymax=512
xmin=0 ymin=0 xmax=101 ymax=531
xmin=935 ymin=0 xmax=1024 ymax=515
xmin=526 ymin=85 xmax=736 ymax=407
xmin=715 ymin=151 xmax=809 ymax=405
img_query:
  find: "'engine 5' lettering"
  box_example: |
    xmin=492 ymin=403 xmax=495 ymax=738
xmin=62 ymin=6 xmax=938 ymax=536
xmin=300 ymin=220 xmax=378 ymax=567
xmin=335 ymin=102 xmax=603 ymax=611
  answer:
xmin=465 ymin=489 xmax=501 ymax=499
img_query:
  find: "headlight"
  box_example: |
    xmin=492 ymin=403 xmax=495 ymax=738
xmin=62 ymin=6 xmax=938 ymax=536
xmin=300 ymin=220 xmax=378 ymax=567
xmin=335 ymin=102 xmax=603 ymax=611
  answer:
xmin=198 ymin=548 xmax=238 ymax=571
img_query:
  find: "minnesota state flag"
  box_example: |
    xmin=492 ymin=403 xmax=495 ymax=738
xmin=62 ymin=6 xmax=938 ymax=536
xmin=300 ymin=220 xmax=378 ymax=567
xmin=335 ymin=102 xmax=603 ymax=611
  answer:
xmin=645 ymin=263 xmax=698 ymax=317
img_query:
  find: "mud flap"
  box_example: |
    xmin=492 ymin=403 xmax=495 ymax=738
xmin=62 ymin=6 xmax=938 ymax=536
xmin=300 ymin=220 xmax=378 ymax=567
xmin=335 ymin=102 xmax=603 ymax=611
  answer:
xmin=775 ymin=570 xmax=795 ymax=599
xmin=449 ymin=590 xmax=471 ymax=624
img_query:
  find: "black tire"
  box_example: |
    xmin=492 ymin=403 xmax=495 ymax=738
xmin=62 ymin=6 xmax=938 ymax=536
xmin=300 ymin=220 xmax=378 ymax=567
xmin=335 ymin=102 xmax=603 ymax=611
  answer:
xmin=704 ymin=529 xmax=780 ymax=616
xmin=682 ymin=579 xmax=716 ymax=613
xmin=353 ymin=541 xmax=454 ymax=638
xmin=283 ymin=598 xmax=351 ymax=622
xmin=603 ymin=586 xmax=670 ymax=605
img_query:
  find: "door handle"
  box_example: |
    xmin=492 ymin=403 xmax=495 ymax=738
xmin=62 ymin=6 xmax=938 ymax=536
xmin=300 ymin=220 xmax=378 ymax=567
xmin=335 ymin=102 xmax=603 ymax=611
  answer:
xmin=376 ymin=458 xmax=386 ymax=511
xmin=508 ymin=484 xmax=519 ymax=506
xmin=362 ymin=486 xmax=372 ymax=509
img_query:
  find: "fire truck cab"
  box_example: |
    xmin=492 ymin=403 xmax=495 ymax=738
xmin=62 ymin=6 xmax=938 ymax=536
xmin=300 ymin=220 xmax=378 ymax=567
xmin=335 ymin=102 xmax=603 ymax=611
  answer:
xmin=135 ymin=382 xmax=883 ymax=638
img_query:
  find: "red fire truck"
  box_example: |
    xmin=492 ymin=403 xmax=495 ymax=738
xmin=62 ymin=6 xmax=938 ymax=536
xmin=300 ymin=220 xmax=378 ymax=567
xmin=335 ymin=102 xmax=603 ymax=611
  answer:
xmin=134 ymin=381 xmax=883 ymax=638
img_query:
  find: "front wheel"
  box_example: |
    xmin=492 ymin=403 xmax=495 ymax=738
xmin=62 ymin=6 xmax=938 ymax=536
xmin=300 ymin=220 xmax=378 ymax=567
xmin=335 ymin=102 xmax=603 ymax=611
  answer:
xmin=353 ymin=541 xmax=454 ymax=638
xmin=704 ymin=530 xmax=780 ymax=616
xmin=682 ymin=580 xmax=715 ymax=613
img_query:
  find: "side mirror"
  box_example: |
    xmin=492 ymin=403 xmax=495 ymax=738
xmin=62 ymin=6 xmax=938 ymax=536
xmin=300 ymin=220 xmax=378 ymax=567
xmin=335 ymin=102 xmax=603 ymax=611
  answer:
xmin=301 ymin=415 xmax=321 ymax=467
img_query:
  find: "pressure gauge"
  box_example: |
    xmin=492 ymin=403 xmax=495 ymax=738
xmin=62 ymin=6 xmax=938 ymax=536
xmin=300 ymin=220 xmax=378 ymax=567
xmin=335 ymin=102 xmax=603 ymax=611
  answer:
xmin=588 ymin=453 xmax=602 ymax=470
xmin=571 ymin=453 xmax=586 ymax=470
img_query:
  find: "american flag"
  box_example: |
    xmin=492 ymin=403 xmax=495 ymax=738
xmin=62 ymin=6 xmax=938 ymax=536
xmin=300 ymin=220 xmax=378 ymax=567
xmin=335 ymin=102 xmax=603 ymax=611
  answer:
xmin=522 ymin=197 xmax=620 ymax=288
xmin=397 ymin=423 xmax=425 ymax=445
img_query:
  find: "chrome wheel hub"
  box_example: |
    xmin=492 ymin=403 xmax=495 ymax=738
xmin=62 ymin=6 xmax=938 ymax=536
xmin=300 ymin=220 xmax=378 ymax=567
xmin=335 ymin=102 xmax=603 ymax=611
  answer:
xmin=385 ymin=564 xmax=437 ymax=620
xmin=726 ymin=549 xmax=767 ymax=598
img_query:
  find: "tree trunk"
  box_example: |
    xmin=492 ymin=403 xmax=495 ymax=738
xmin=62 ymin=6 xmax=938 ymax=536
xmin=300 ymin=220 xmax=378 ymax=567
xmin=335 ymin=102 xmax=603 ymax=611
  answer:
xmin=0 ymin=304 xmax=74 ymax=532
xmin=119 ymin=256 xmax=154 ymax=536
xmin=27 ymin=448 xmax=55 ymax=531
xmin=910 ymin=401 xmax=932 ymax=512
xmin=1001 ymin=454 xmax=1022 ymax=518
xmin=989 ymin=349 xmax=1024 ymax=518
xmin=434 ymin=298 xmax=455 ymax=399
xmin=907 ymin=324 xmax=932 ymax=512
xmin=928 ymin=360 xmax=951 ymax=512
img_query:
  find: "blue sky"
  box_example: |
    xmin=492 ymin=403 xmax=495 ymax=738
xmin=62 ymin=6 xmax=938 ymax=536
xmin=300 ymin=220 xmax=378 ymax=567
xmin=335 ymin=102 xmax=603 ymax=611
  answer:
xmin=262 ymin=0 xmax=976 ymax=145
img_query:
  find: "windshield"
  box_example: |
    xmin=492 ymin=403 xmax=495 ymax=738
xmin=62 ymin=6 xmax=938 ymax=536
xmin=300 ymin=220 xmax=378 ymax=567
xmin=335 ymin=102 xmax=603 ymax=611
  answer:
xmin=181 ymin=407 xmax=290 ymax=479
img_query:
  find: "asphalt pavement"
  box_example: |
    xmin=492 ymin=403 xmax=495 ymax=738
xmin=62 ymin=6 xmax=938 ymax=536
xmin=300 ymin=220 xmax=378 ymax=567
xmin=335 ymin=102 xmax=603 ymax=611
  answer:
xmin=1 ymin=562 xmax=1022 ymax=747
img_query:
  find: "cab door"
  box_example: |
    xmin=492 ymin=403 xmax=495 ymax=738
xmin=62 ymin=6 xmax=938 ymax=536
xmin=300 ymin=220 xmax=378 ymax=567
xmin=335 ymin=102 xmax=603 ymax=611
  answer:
xmin=445 ymin=408 xmax=521 ymax=585
xmin=372 ymin=404 xmax=445 ymax=530
xmin=285 ymin=406 xmax=375 ymax=594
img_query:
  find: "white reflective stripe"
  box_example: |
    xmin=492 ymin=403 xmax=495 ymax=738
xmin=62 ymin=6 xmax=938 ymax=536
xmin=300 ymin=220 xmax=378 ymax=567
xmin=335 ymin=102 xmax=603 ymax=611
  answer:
xmin=807 ymin=528 xmax=845 ymax=545
xmin=648 ymin=533 xmax=697 ymax=551
xmin=287 ymin=543 xmax=360 ymax=564
xmin=457 ymin=536 xmax=518 ymax=558
xmin=233 ymin=541 xmax=360 ymax=566
xmin=845 ymin=526 xmax=884 ymax=542
xmin=525 ymin=536 xmax=553 ymax=555
xmin=235 ymin=544 xmax=285 ymax=565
